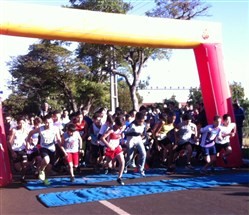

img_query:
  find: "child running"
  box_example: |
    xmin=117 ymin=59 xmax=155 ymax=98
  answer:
xmin=199 ymin=115 xmax=222 ymax=174
xmin=215 ymin=113 xmax=236 ymax=165
xmin=61 ymin=123 xmax=83 ymax=182
xmin=100 ymin=116 xmax=125 ymax=185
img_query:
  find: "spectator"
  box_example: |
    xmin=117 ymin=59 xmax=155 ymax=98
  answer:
xmin=233 ymin=100 xmax=245 ymax=148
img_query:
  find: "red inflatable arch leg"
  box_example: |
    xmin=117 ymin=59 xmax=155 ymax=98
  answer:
xmin=194 ymin=43 xmax=243 ymax=167
xmin=0 ymin=102 xmax=12 ymax=186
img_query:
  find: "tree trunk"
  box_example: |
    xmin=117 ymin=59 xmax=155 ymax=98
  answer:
xmin=130 ymin=85 xmax=139 ymax=111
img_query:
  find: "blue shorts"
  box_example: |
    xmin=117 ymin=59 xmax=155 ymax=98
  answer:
xmin=202 ymin=145 xmax=216 ymax=156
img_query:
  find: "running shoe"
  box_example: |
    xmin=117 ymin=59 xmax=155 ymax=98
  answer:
xmin=222 ymin=156 xmax=228 ymax=164
xmin=140 ymin=170 xmax=146 ymax=177
xmin=38 ymin=170 xmax=45 ymax=181
xmin=123 ymin=167 xmax=128 ymax=174
xmin=166 ymin=167 xmax=176 ymax=175
xmin=43 ymin=178 xmax=50 ymax=185
xmin=200 ymin=169 xmax=209 ymax=175
xmin=185 ymin=163 xmax=195 ymax=170
xmin=117 ymin=178 xmax=125 ymax=185
xmin=70 ymin=176 xmax=75 ymax=182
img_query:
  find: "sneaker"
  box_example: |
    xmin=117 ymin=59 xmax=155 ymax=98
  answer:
xmin=140 ymin=170 xmax=146 ymax=177
xmin=166 ymin=167 xmax=176 ymax=175
xmin=200 ymin=169 xmax=209 ymax=175
xmin=43 ymin=178 xmax=51 ymax=185
xmin=185 ymin=163 xmax=195 ymax=170
xmin=129 ymin=163 xmax=136 ymax=168
xmin=104 ymin=168 xmax=109 ymax=175
xmin=20 ymin=175 xmax=26 ymax=183
xmin=222 ymin=156 xmax=228 ymax=165
xmin=38 ymin=170 xmax=45 ymax=181
xmin=70 ymin=176 xmax=75 ymax=182
xmin=117 ymin=178 xmax=125 ymax=186
xmin=123 ymin=167 xmax=127 ymax=174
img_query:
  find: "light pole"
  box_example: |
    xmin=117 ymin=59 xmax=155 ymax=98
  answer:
xmin=110 ymin=46 xmax=119 ymax=113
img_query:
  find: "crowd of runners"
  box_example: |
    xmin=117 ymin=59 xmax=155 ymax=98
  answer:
xmin=3 ymin=101 xmax=238 ymax=185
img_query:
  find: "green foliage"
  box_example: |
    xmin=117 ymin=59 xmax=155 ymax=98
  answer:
xmin=69 ymin=0 xmax=132 ymax=13
xmin=6 ymin=40 xmax=111 ymax=115
xmin=230 ymin=82 xmax=249 ymax=136
xmin=230 ymin=81 xmax=245 ymax=102
xmin=187 ymin=87 xmax=203 ymax=105
xmin=146 ymin=0 xmax=211 ymax=19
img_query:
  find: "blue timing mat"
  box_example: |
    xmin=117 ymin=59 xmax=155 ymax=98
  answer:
xmin=25 ymin=167 xmax=226 ymax=190
xmin=25 ymin=168 xmax=166 ymax=190
xmin=38 ymin=172 xmax=249 ymax=207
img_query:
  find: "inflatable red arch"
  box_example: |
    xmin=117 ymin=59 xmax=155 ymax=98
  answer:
xmin=0 ymin=2 xmax=242 ymax=186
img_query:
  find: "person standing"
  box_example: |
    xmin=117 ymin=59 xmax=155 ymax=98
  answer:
xmin=233 ymin=100 xmax=245 ymax=148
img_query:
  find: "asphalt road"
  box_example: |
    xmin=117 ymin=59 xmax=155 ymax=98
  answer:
xmin=1 ymin=168 xmax=248 ymax=215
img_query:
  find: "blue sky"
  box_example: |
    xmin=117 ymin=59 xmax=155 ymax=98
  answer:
xmin=1 ymin=0 xmax=249 ymax=101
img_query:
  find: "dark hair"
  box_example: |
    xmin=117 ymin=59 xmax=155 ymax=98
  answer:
xmin=33 ymin=117 xmax=42 ymax=125
xmin=213 ymin=115 xmax=221 ymax=121
xmin=16 ymin=116 xmax=26 ymax=123
xmin=106 ymin=114 xmax=114 ymax=124
xmin=135 ymin=112 xmax=145 ymax=121
xmin=43 ymin=114 xmax=53 ymax=121
xmin=223 ymin=113 xmax=230 ymax=120
xmin=67 ymin=123 xmax=76 ymax=132
xmin=114 ymin=116 xmax=125 ymax=127
xmin=182 ymin=113 xmax=192 ymax=121
xmin=52 ymin=110 xmax=61 ymax=115
xmin=139 ymin=105 xmax=147 ymax=112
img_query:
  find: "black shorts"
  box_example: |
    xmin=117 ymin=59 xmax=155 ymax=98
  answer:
xmin=175 ymin=142 xmax=191 ymax=152
xmin=12 ymin=150 xmax=27 ymax=163
xmin=39 ymin=148 xmax=56 ymax=165
xmin=158 ymin=137 xmax=172 ymax=147
xmin=90 ymin=144 xmax=101 ymax=158
xmin=27 ymin=149 xmax=40 ymax=162
xmin=215 ymin=142 xmax=230 ymax=153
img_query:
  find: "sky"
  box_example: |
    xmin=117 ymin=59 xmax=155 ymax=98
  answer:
xmin=1 ymin=0 xmax=249 ymax=102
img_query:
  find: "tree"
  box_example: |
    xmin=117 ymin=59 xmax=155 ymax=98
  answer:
xmin=146 ymin=0 xmax=210 ymax=19
xmin=118 ymin=80 xmax=142 ymax=112
xmin=69 ymin=0 xmax=211 ymax=111
xmin=187 ymin=87 xmax=203 ymax=105
xmin=6 ymin=40 xmax=110 ymax=114
xmin=230 ymin=82 xmax=249 ymax=136
xmin=230 ymin=81 xmax=245 ymax=102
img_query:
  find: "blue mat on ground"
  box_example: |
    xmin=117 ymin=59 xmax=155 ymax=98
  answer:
xmin=25 ymin=167 xmax=226 ymax=190
xmin=38 ymin=172 xmax=249 ymax=207
xmin=25 ymin=168 xmax=166 ymax=190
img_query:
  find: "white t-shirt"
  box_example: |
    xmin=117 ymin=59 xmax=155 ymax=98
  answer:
xmin=39 ymin=126 xmax=59 ymax=152
xmin=11 ymin=128 xmax=28 ymax=151
xmin=63 ymin=131 xmax=81 ymax=153
xmin=216 ymin=123 xmax=236 ymax=144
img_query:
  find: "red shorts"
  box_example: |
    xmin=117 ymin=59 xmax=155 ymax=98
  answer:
xmin=105 ymin=146 xmax=123 ymax=160
xmin=66 ymin=152 xmax=79 ymax=167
